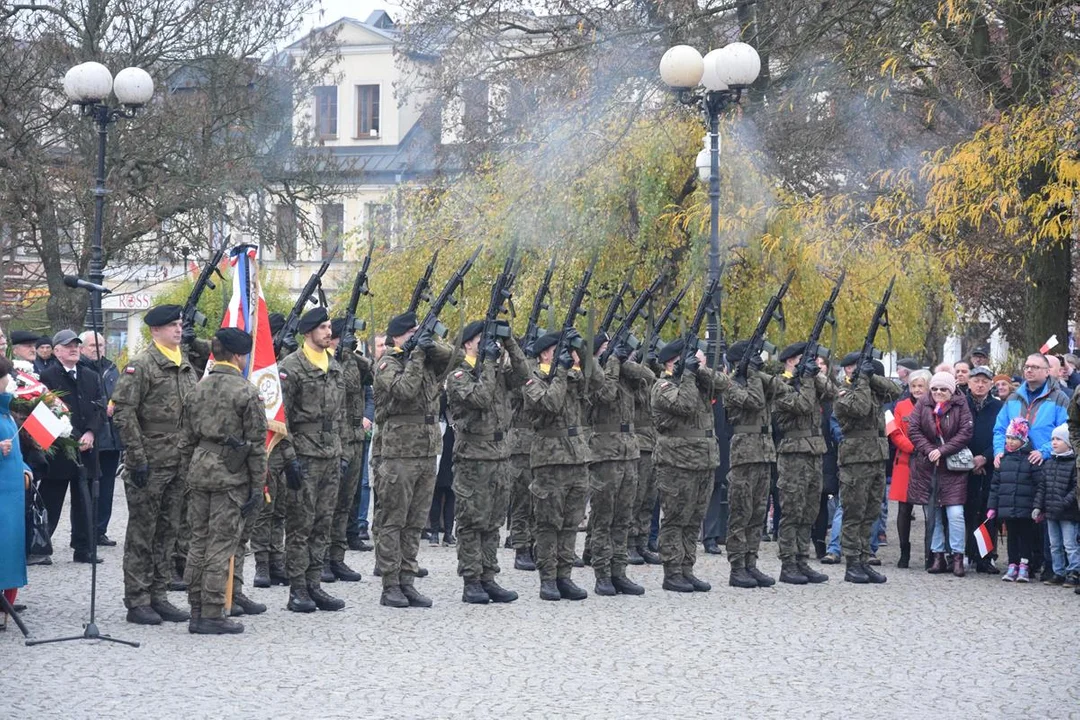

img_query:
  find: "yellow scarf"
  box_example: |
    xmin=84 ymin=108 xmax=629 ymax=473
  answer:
xmin=538 ymin=363 xmax=552 ymax=375
xmin=154 ymin=341 xmax=182 ymax=367
xmin=303 ymin=343 xmax=329 ymax=373
xmin=215 ymin=360 xmax=242 ymax=373
xmin=464 ymin=355 xmax=477 ymax=368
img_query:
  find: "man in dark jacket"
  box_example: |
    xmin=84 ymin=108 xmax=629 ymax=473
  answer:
xmin=39 ymin=329 xmax=107 ymax=563
xmin=79 ymin=331 xmax=122 ymax=547
xmin=965 ymin=366 xmax=1003 ymax=572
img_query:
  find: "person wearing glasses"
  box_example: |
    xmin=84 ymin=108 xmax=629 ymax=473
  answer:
xmin=907 ymin=372 xmax=974 ymax=576
xmin=993 ymin=354 xmax=1070 ymax=474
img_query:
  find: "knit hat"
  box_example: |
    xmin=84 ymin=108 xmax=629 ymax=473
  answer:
xmin=929 ymin=371 xmax=957 ymax=394
xmin=1052 ymin=423 xmax=1071 ymax=449
xmin=1005 ymin=416 xmax=1030 ymax=441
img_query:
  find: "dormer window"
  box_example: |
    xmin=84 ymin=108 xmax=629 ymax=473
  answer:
xmin=356 ymin=84 xmax=380 ymax=138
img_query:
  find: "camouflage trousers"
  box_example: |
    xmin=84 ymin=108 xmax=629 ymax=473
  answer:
xmin=232 ymin=503 xmax=258 ymax=590
xmin=373 ymin=456 xmax=436 ymax=588
xmin=776 ymin=452 xmax=823 ymax=564
xmin=588 ymin=459 xmax=638 ymax=579
xmin=184 ymin=485 xmax=246 ymax=619
xmin=531 ymin=464 xmax=588 ymax=581
xmin=285 ymin=455 xmax=340 ymax=587
xmin=453 ymin=457 xmax=509 ymax=582
xmin=840 ymin=461 xmax=885 ymax=563
xmin=251 ymin=448 xmax=286 ymax=567
xmin=173 ymin=491 xmax=189 ymax=569
xmin=630 ymin=451 xmax=655 ymax=548
xmin=329 ymin=440 xmax=366 ymax=563
xmin=508 ymin=453 xmax=533 ymax=550
xmin=726 ymin=462 xmax=772 ymax=570
xmin=123 ymin=464 xmax=184 ymax=608
xmin=656 ymin=465 xmax=712 ymax=577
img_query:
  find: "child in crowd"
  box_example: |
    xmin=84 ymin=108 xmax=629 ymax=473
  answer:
xmin=1033 ymin=424 xmax=1080 ymax=588
xmin=988 ymin=417 xmax=1040 ymax=583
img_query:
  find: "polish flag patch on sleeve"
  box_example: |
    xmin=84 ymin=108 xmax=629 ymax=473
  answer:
xmin=124 ymin=366 xmax=136 ymax=374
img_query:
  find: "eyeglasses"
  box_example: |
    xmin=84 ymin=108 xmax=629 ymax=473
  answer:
xmin=1023 ymin=365 xmax=1049 ymax=371
xmin=930 ymin=387 xmax=951 ymax=393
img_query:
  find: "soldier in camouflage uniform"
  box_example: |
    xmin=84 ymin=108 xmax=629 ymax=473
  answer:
xmin=587 ymin=332 xmax=653 ymax=596
xmin=177 ymin=329 xmax=268 ymax=634
xmin=508 ymin=352 xmax=537 ymax=571
xmin=373 ymin=311 xmax=455 ymax=608
xmin=445 ymin=320 xmax=530 ymax=603
xmin=651 ymin=339 xmax=731 ymax=592
xmin=278 ymin=307 xmax=348 ymax=612
xmin=523 ymin=330 xmax=602 ymax=601
xmin=833 ymin=351 xmax=900 ymax=584
xmin=723 ymin=339 xmax=792 ymax=589
xmin=772 ymin=342 xmax=835 ymax=585
xmin=629 ymin=359 xmax=661 ymax=565
xmin=113 ymin=304 xmax=197 ymax=625
xmin=252 ymin=312 xmax=290 ymax=589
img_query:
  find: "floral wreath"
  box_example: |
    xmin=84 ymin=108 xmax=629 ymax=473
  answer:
xmin=11 ymin=360 xmax=79 ymax=461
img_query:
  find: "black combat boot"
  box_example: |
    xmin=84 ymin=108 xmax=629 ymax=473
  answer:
xmin=167 ymin=568 xmax=187 ymax=591
xmin=611 ymin=574 xmax=645 ymax=595
xmin=401 ymin=584 xmax=433 ymax=608
xmin=627 ymin=545 xmax=645 ymax=565
xmin=308 ymin=585 xmax=345 ymax=611
xmin=380 ymin=585 xmax=409 ymax=608
xmin=287 ymin=586 xmax=317 ymax=613
xmin=797 ymin=559 xmax=829 ymax=583
xmin=320 ymin=563 xmax=337 ymax=584
xmin=348 ymin=535 xmax=373 ymax=552
xmin=779 ymin=563 xmax=809 ymax=585
xmin=594 ymin=577 xmax=616 ymax=596
xmin=126 ymin=605 xmax=163 ymax=626
xmin=253 ymin=558 xmax=271 ymax=589
xmin=683 ymin=573 xmax=711 ymax=592
xmin=504 ymin=535 xmax=513 ymax=549
xmin=862 ymin=563 xmax=887 ymax=584
xmin=192 ymin=615 xmax=244 ymax=635
xmin=746 ymin=566 xmax=776 ymax=588
xmin=187 ymin=604 xmax=201 ymax=634
xmin=228 ymin=603 xmax=245 ymax=618
xmin=703 ymin=538 xmax=723 ymax=555
xmin=150 ymin=598 xmax=191 ymax=622
xmin=269 ymin=560 xmax=289 ymax=586
xmin=539 ymin=579 xmax=561 ymax=601
xmin=580 ymin=548 xmax=592 ymax=566
xmin=639 ymin=545 xmax=662 ymax=565
xmin=662 ymin=574 xmax=695 ymax=593
xmin=844 ymin=559 xmax=870 ymax=584
xmin=556 ymin=577 xmax=588 ymax=600
xmin=514 ymin=548 xmax=536 ymax=571
xmin=462 ymin=580 xmax=491 ymax=604
xmin=330 ymin=560 xmax=362 ymax=582
xmin=481 ymin=580 xmax=519 ymax=603
xmin=728 ymin=567 xmax=758 ymax=589
xmin=232 ymin=592 xmax=267 ymax=615
xmin=897 ymin=542 xmax=911 ymax=569
xmin=416 ymin=567 xmax=429 ymax=578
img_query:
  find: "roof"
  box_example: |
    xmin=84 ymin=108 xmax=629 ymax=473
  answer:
xmin=284 ymin=13 xmax=398 ymax=51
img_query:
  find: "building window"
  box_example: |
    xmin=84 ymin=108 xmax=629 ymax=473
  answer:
xmin=314 ymin=86 xmax=337 ymax=138
xmin=365 ymin=202 xmax=391 ymax=247
xmin=356 ymin=85 xmax=380 ymax=138
xmin=320 ymin=203 xmax=344 ymax=259
xmin=275 ymin=204 xmax=297 ymax=262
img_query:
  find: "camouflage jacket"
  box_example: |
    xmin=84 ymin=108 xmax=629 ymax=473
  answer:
xmin=773 ymin=373 xmax=838 ymax=456
xmin=588 ymin=358 xmax=654 ymax=462
xmin=523 ymin=353 xmax=603 ymax=468
xmin=113 ymin=343 xmax=201 ymax=468
xmin=445 ymin=338 xmax=531 ymax=461
xmin=340 ymin=352 xmax=373 ymax=448
xmin=651 ymin=366 xmax=730 ymax=471
xmin=177 ymin=364 xmax=268 ymax=491
xmin=278 ymin=347 xmax=346 ymax=461
xmin=508 ymin=372 xmax=535 ymax=457
xmin=833 ymin=374 xmax=902 ymax=464
xmin=374 ymin=340 xmax=455 ymax=459
xmin=632 ymin=363 xmax=659 ymax=454
xmin=724 ymin=371 xmax=792 ymax=467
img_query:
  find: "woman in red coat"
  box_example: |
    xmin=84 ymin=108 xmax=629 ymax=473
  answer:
xmin=888 ymin=369 xmax=930 ymax=569
xmin=907 ymin=371 xmax=975 ymax=576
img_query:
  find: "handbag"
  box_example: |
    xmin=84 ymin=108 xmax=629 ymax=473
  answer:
xmin=945 ymin=446 xmax=975 ymax=472
xmin=26 ymin=478 xmax=53 ymax=557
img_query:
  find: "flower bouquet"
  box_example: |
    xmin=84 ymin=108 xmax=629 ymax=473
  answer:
xmin=11 ymin=360 xmax=78 ymax=460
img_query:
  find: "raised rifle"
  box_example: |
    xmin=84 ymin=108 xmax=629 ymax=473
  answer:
xmin=599 ymin=273 xmax=665 ymax=365
xmin=475 ymin=240 xmax=519 ymax=377
xmin=736 ymin=269 xmax=796 ymax=379
xmin=673 ymin=275 xmax=721 ymax=381
xmin=793 ymin=270 xmax=846 ymax=389
xmin=850 ymin=275 xmax=896 ymax=383
xmin=407 ymin=250 xmax=439 ymax=314
xmin=597 ymin=267 xmax=634 ymax=339
xmin=274 ymin=245 xmax=338 ymax=356
xmin=181 ymin=244 xmax=226 ymax=336
xmin=524 ymin=254 xmax=556 ymax=351
xmin=402 ymin=246 xmax=483 ymax=354
xmin=641 ymin=276 xmax=693 ymax=361
xmin=546 ymin=252 xmax=598 ymax=379
xmin=335 ymin=238 xmax=375 ymax=362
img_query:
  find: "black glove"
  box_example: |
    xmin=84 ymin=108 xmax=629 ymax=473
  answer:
xmin=802 ymin=362 xmax=821 ymax=378
xmin=482 ymin=337 xmax=502 ymax=362
xmin=416 ymin=329 xmax=436 ymax=351
xmin=181 ymin=324 xmax=196 ymax=347
xmin=683 ymin=350 xmax=701 ymax=373
xmin=282 ymin=334 xmax=299 ymax=353
xmin=565 ymin=328 xmax=583 ymax=349
xmin=240 ymin=489 xmax=261 ymax=518
xmin=284 ymin=459 xmax=303 ymax=490
xmin=131 ymin=463 xmax=149 ymax=489
xmin=613 ymin=341 xmax=632 ymax=363
xmin=859 ymin=358 xmax=877 ymax=378
xmin=749 ymin=353 xmax=764 ymax=371
xmin=557 ymin=349 xmax=574 ymax=369
xmin=340 ymin=457 xmax=350 ymax=480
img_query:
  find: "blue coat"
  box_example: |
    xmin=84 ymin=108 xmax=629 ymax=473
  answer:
xmin=993 ymin=381 xmax=1070 ymax=460
xmin=0 ymin=393 xmax=29 ymax=590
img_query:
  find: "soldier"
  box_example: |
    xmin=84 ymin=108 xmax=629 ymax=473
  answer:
xmin=772 ymin=342 xmax=835 ymax=584
xmin=177 ymin=328 xmax=267 ymax=635
xmin=629 ymin=353 xmax=662 ymax=565
xmin=833 ymin=352 xmax=901 ymax=584
xmin=373 ymin=311 xmax=454 ymax=608
xmin=113 ymin=304 xmax=197 ymax=625
xmin=278 ymin=307 xmax=347 ymax=612
xmin=522 ymin=330 xmax=600 ymax=601
xmin=445 ymin=320 xmax=530 ymax=603
xmin=508 ymin=340 xmax=537 ymax=571
xmin=587 ymin=332 xmax=653 ymax=596
xmin=724 ymin=340 xmax=792 ymax=589
xmin=252 ymin=312 xmax=289 ymax=589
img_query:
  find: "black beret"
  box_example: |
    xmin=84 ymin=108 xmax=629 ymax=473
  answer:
xmin=896 ymin=357 xmax=920 ymax=371
xmin=386 ymin=311 xmax=417 ymax=337
xmin=268 ymin=313 xmax=286 ymax=337
xmin=331 ymin=317 xmax=347 ymax=339
xmin=36 ymin=336 xmax=53 ymax=348
xmin=592 ymin=331 xmax=609 ymax=352
xmin=462 ymin=320 xmax=485 ymax=344
xmin=144 ymin=304 xmax=182 ymax=327
xmin=215 ymin=327 xmax=253 ymax=355
xmin=657 ymin=338 xmax=685 ymax=364
xmin=872 ymin=359 xmax=885 ymax=376
xmin=840 ymin=351 xmax=861 ymax=367
xmin=10 ymin=330 xmax=36 ymax=345
xmin=298 ymin=307 xmax=329 ymax=335
xmin=533 ymin=331 xmax=561 ymax=354
xmin=726 ymin=339 xmax=750 ymax=364
xmin=779 ymin=341 xmax=807 ymax=363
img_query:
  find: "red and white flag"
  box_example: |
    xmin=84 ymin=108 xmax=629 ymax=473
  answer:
xmin=22 ymin=401 xmax=67 ymax=451
xmin=973 ymin=521 xmax=994 ymax=558
xmin=884 ymin=409 xmax=897 ymax=436
xmin=1040 ymin=335 xmax=1059 ymax=354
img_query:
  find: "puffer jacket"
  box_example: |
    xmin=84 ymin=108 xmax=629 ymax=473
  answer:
xmin=988 ymin=440 xmax=1040 ymax=519
xmin=1033 ymin=453 xmax=1080 ymax=521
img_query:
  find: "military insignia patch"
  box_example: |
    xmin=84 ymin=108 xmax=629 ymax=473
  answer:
xmin=454 ymin=371 xmax=463 ymax=378
xmin=124 ymin=367 xmax=136 ymax=374
xmin=661 ymin=382 xmax=671 ymax=388
xmin=279 ymin=371 xmax=288 ymax=380
xmin=526 ymin=379 xmax=534 ymax=385
xmin=379 ymin=362 xmax=387 ymax=370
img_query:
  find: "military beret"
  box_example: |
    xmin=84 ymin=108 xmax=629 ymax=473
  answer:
xmin=896 ymin=357 xmax=920 ymax=371
xmin=840 ymin=351 xmax=861 ymax=367
xmin=592 ymin=331 xmax=609 ymax=353
xmin=331 ymin=317 xmax=347 ymax=339
xmin=533 ymin=331 xmax=561 ymax=354
xmin=726 ymin=339 xmax=750 ymax=364
xmin=386 ymin=311 xmax=417 ymax=337
xmin=10 ymin=330 xmax=37 ymax=345
xmin=268 ymin=312 xmax=286 ymax=337
xmin=657 ymin=338 xmax=685 ymax=364
xmin=779 ymin=341 xmax=807 ymax=363
xmin=215 ymin=327 xmax=253 ymax=355
xmin=35 ymin=336 xmax=52 ymax=348
xmin=461 ymin=320 xmax=485 ymax=344
xmin=872 ymin=359 xmax=885 ymax=376
xmin=144 ymin=304 xmax=182 ymax=327
xmin=298 ymin=307 xmax=329 ymax=335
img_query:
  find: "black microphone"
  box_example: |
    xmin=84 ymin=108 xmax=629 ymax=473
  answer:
xmin=63 ymin=275 xmax=112 ymax=294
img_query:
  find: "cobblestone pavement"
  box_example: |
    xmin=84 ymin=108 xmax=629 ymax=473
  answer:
xmin=3 ymin=495 xmax=1078 ymax=719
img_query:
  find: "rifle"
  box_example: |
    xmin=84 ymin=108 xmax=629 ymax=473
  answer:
xmin=640 ymin=276 xmax=693 ymax=361
xmin=597 ymin=267 xmax=634 ymax=339
xmin=407 ymin=250 xmax=439 ymax=314
xmin=335 ymin=238 xmax=375 ymax=362
xmin=673 ymin=275 xmax=720 ymax=381
xmin=274 ymin=245 xmax=338 ymax=356
xmin=524 ymin=254 xmax=556 ymax=351
xmin=403 ymin=246 xmax=483 ymax=354
xmin=850 ymin=275 xmax=896 ymax=383
xmin=736 ymin=269 xmax=796 ymax=379
xmin=599 ymin=273 xmax=665 ymax=365
xmin=475 ymin=240 xmax=519 ymax=377
xmin=793 ymin=270 xmax=846 ymax=389
xmin=181 ymin=244 xmax=226 ymax=335
xmin=546 ymin=253 xmax=598 ymax=379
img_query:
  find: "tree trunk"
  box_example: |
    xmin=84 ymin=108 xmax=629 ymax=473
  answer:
xmin=1023 ymin=237 xmax=1071 ymax=353
xmin=37 ymin=195 xmax=88 ymax=333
